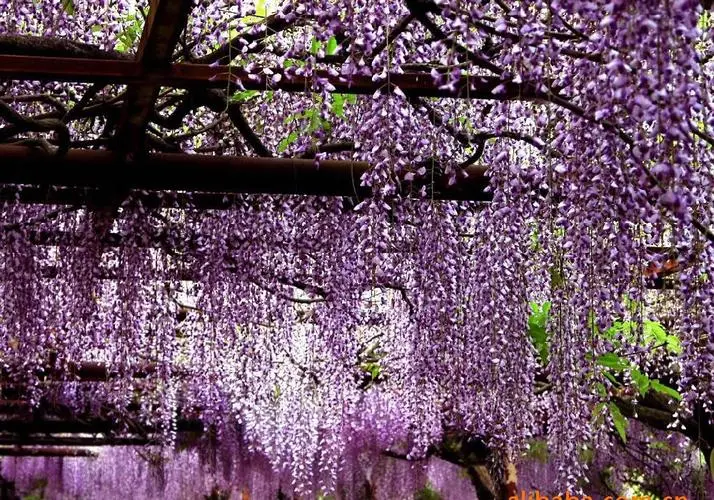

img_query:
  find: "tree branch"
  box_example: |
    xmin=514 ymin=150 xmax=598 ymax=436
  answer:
xmin=200 ymin=89 xmax=273 ymax=157
xmin=0 ymin=100 xmax=70 ymax=155
xmin=0 ymin=35 xmax=130 ymax=60
xmin=196 ymin=11 xmax=306 ymax=65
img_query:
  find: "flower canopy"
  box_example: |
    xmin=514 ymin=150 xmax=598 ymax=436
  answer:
xmin=0 ymin=0 xmax=713 ymax=497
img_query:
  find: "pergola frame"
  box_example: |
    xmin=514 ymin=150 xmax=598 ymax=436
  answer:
xmin=0 ymin=0 xmax=513 ymax=204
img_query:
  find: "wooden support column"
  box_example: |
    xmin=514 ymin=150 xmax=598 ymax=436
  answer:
xmin=114 ymin=0 xmax=195 ymax=157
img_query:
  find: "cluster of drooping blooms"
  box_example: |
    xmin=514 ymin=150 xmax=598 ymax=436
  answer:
xmin=0 ymin=194 xmax=499 ymax=494
xmin=518 ymin=419 xmax=714 ymax=498
xmin=0 ymin=0 xmax=143 ymax=50
xmin=0 ymin=445 xmax=477 ymax=500
xmin=1 ymin=429 xmax=710 ymax=499
xmin=0 ymin=0 xmax=714 ymax=495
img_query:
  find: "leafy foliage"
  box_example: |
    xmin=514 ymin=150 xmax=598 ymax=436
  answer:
xmin=414 ymin=484 xmax=442 ymax=500
xmin=115 ymin=11 xmax=145 ymax=53
xmin=528 ymin=301 xmax=550 ymax=365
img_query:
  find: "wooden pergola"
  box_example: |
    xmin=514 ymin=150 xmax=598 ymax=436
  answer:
xmin=0 ymin=0 xmax=505 ymax=205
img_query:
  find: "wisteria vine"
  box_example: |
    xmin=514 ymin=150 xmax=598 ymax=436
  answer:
xmin=0 ymin=0 xmax=713 ymax=497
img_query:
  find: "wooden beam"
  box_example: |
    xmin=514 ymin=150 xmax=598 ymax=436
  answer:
xmin=0 ymin=145 xmax=491 ymax=201
xmin=0 ymin=55 xmax=539 ymax=100
xmin=0 ymin=187 xmax=249 ymax=210
xmin=0 ymin=417 xmax=203 ymax=435
xmin=0 ymin=436 xmax=154 ymax=447
xmin=0 ymin=447 xmax=98 ymax=457
xmin=115 ymin=0 xmax=195 ymax=156
xmin=0 ymin=432 xmax=206 ymax=448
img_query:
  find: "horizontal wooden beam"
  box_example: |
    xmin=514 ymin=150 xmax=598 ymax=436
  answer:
xmin=0 ymin=186 xmax=246 ymax=209
xmin=0 ymin=435 xmax=156 ymax=447
xmin=0 ymin=145 xmax=491 ymax=201
xmin=0 ymin=447 xmax=98 ymax=457
xmin=0 ymin=55 xmax=538 ymax=100
xmin=0 ymin=361 xmax=187 ymax=384
xmin=0 ymin=431 xmax=208 ymax=448
xmin=0 ymin=417 xmax=203 ymax=435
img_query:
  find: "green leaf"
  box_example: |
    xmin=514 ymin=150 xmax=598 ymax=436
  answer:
xmin=525 ymin=439 xmax=549 ymax=463
xmin=604 ymin=320 xmax=636 ymax=340
xmin=643 ymin=321 xmax=667 ymax=343
xmin=650 ymin=379 xmax=682 ymax=401
xmin=283 ymin=58 xmax=306 ymax=69
xmin=114 ymin=13 xmax=143 ymax=53
xmin=624 ymin=295 xmax=640 ymax=315
xmin=549 ymin=265 xmax=564 ymax=289
xmin=595 ymin=382 xmax=608 ymax=397
xmin=648 ymin=439 xmax=674 ymax=452
xmin=242 ymin=0 xmax=274 ymax=25
xmin=331 ymin=94 xmax=345 ymax=117
xmin=255 ymin=0 xmax=267 ymax=17
xmin=592 ymin=401 xmax=607 ymax=426
xmin=361 ymin=361 xmax=382 ymax=380
xmin=310 ymin=37 xmax=322 ymax=55
xmin=665 ymin=334 xmax=682 ymax=354
xmin=414 ymin=484 xmax=442 ymax=500
xmin=527 ymin=301 xmax=550 ymax=365
xmin=710 ymin=449 xmax=714 ymax=480
xmin=307 ymin=109 xmax=328 ymax=133
xmin=597 ymin=352 xmax=630 ymax=371
xmin=277 ymin=131 xmax=299 ymax=153
xmin=587 ymin=309 xmax=600 ymax=336
xmin=608 ymin=402 xmax=628 ymax=443
xmin=456 ymin=115 xmax=474 ymax=133
xmin=641 ymin=321 xmax=682 ymax=353
xmin=326 ymin=36 xmax=338 ymax=55
xmin=284 ymin=111 xmax=303 ymax=124
xmin=230 ymin=90 xmax=260 ymax=103
xmin=61 ymin=0 xmax=75 ymax=15
xmin=579 ymin=445 xmax=594 ymax=464
xmin=529 ymin=226 xmax=540 ymax=251
xmin=602 ymin=371 xmax=619 ymax=386
xmin=630 ymin=369 xmax=650 ymax=396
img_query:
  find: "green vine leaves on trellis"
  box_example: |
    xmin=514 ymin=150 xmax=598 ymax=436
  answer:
xmin=527 ymin=301 xmax=682 ymax=446
xmin=115 ymin=11 xmax=145 ymax=53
